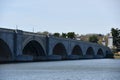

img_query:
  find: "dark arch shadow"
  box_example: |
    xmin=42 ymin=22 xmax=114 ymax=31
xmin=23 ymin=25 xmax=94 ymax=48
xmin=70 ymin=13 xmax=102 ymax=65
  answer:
xmin=0 ymin=39 xmax=12 ymax=61
xmin=96 ymin=48 xmax=104 ymax=58
xmin=105 ymin=50 xmax=113 ymax=58
xmin=106 ymin=51 xmax=108 ymax=54
xmin=53 ymin=43 xmax=67 ymax=59
xmin=23 ymin=40 xmax=46 ymax=59
xmin=85 ymin=47 xmax=95 ymax=58
xmin=97 ymin=48 xmax=104 ymax=56
xmin=72 ymin=45 xmax=83 ymax=56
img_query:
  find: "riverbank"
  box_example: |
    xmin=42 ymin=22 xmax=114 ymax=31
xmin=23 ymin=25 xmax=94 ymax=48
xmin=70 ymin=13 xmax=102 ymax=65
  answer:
xmin=114 ymin=56 xmax=120 ymax=59
xmin=114 ymin=52 xmax=120 ymax=59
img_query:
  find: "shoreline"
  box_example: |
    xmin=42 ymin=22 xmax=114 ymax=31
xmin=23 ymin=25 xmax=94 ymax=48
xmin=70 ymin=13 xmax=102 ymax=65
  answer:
xmin=114 ymin=56 xmax=120 ymax=59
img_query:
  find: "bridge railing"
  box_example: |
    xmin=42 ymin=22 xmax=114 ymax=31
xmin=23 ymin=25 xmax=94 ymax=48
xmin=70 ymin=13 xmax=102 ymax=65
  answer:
xmin=0 ymin=28 xmax=15 ymax=33
xmin=23 ymin=31 xmax=47 ymax=37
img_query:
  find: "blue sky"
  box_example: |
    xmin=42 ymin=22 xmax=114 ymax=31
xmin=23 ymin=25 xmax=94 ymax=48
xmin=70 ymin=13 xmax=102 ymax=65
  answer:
xmin=0 ymin=0 xmax=120 ymax=34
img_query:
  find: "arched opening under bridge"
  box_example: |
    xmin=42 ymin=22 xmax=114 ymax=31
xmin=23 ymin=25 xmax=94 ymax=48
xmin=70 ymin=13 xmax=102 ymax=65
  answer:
xmin=97 ymin=48 xmax=104 ymax=58
xmin=72 ymin=45 xmax=83 ymax=56
xmin=0 ymin=39 xmax=12 ymax=61
xmin=53 ymin=43 xmax=67 ymax=59
xmin=23 ymin=40 xmax=46 ymax=60
xmin=85 ymin=47 xmax=95 ymax=58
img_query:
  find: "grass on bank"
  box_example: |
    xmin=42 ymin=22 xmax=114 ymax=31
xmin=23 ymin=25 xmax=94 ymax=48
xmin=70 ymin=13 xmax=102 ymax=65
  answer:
xmin=114 ymin=56 xmax=120 ymax=59
xmin=114 ymin=52 xmax=120 ymax=59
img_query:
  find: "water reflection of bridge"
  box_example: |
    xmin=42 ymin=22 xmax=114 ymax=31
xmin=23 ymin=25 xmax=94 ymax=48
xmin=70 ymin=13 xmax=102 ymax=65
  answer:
xmin=0 ymin=28 xmax=112 ymax=62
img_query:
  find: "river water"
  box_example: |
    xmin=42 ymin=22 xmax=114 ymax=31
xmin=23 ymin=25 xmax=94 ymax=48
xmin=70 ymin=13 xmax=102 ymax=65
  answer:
xmin=0 ymin=59 xmax=120 ymax=80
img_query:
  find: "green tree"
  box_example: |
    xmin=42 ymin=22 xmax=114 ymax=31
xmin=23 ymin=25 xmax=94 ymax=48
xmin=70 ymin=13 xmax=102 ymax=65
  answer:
xmin=111 ymin=28 xmax=120 ymax=46
xmin=61 ymin=33 xmax=67 ymax=38
xmin=53 ymin=32 xmax=60 ymax=37
xmin=67 ymin=32 xmax=75 ymax=39
xmin=89 ymin=35 xmax=98 ymax=43
xmin=42 ymin=31 xmax=49 ymax=35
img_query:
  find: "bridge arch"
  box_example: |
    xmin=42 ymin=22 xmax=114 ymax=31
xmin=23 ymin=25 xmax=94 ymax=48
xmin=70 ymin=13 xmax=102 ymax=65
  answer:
xmin=106 ymin=50 xmax=108 ymax=54
xmin=53 ymin=43 xmax=67 ymax=59
xmin=0 ymin=39 xmax=12 ymax=61
xmin=97 ymin=48 xmax=104 ymax=56
xmin=22 ymin=40 xmax=46 ymax=58
xmin=72 ymin=45 xmax=83 ymax=56
xmin=105 ymin=50 xmax=109 ymax=57
xmin=86 ymin=47 xmax=95 ymax=58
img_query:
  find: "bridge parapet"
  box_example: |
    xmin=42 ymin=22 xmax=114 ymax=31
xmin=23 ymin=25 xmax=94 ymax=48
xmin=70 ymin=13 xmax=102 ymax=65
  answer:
xmin=0 ymin=28 xmax=15 ymax=33
xmin=23 ymin=31 xmax=46 ymax=37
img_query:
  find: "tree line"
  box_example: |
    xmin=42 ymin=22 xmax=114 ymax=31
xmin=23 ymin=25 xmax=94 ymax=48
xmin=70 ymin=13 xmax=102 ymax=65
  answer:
xmin=111 ymin=28 xmax=120 ymax=51
xmin=53 ymin=32 xmax=76 ymax=39
xmin=111 ymin=28 xmax=120 ymax=47
xmin=37 ymin=31 xmax=77 ymax=39
xmin=37 ymin=28 xmax=120 ymax=48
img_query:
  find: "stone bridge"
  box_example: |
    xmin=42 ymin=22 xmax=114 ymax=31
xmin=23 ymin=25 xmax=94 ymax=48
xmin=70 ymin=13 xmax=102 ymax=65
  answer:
xmin=0 ymin=28 xmax=112 ymax=62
